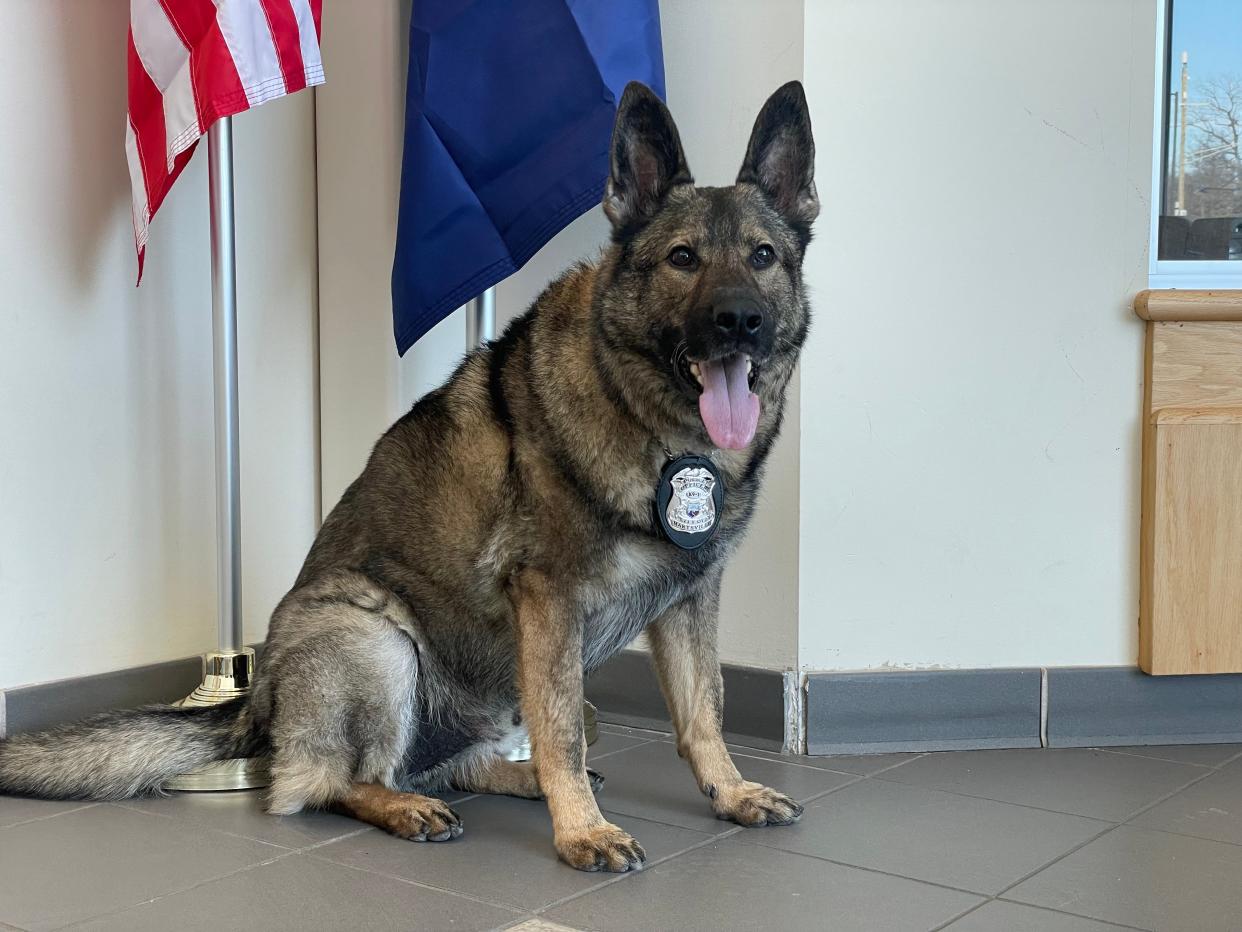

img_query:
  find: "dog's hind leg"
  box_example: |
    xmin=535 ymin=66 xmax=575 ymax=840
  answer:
xmin=263 ymin=619 xmax=409 ymax=816
xmin=333 ymin=782 xmax=463 ymax=841
xmin=260 ymin=578 xmax=463 ymax=841
xmin=449 ymin=756 xmax=605 ymax=799
xmin=450 ymin=756 xmax=542 ymax=799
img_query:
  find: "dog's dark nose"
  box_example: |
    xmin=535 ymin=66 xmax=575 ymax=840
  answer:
xmin=713 ymin=297 xmax=764 ymax=338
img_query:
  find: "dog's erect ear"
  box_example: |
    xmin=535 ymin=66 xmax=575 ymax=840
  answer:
xmin=604 ymin=82 xmax=693 ymax=231
xmin=737 ymin=81 xmax=819 ymax=228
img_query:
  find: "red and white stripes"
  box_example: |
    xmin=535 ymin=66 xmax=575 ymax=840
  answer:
xmin=127 ymin=0 xmax=323 ymax=279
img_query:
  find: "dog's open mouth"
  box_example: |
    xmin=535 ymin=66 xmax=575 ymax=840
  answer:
xmin=678 ymin=351 xmax=761 ymax=450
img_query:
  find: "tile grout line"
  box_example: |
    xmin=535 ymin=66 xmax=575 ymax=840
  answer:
xmin=1113 ymin=757 xmax=1242 ymax=850
xmin=1123 ymin=822 xmax=1242 ymax=850
xmin=531 ymin=825 xmax=750 ymax=915
xmin=930 ymin=895 xmax=1149 ymax=932
xmin=727 ymin=752 xmax=869 ymax=778
xmin=976 ymin=762 xmax=1229 ymax=917
xmin=620 ymin=728 xmax=791 ymax=760
xmin=990 ymin=820 xmax=1125 ymax=901
xmin=491 ymin=917 xmax=542 ymax=932
xmin=587 ymin=738 xmax=657 ymax=763
xmin=593 ymin=727 xmax=905 ymax=779
xmin=1117 ymin=765 xmax=1222 ymax=823
xmin=880 ymin=763 xmax=1227 ymax=923
xmin=616 ymin=745 xmax=1132 ymax=840
xmin=800 ymin=751 xmax=1242 ymax=912
xmin=1092 ymin=747 xmax=1220 ymax=768
xmin=300 ymin=799 xmax=739 ymax=915
xmin=853 ymin=751 xmax=930 ymax=778
xmin=928 ymin=822 xmax=1138 ymax=931
xmin=992 ymin=902 xmax=1149 ymax=931
xmin=300 ymin=852 xmax=528 ymax=918
xmin=727 ymin=747 xmax=931 ymax=779
xmin=53 ymin=848 xmax=303 ymax=930
xmin=927 ymin=898 xmax=993 ymax=932
xmin=105 ymin=799 xmax=376 ymax=853
xmin=101 ymin=801 xmax=291 ymax=853
xmin=0 ymin=802 xmax=99 ymax=832
xmin=867 ymin=746 xmax=1227 ymax=823
xmin=573 ymin=775 xmax=1138 ymax=916
xmin=289 ymin=825 xmax=375 ymax=852
xmin=739 ymin=750 xmax=926 ymax=780
xmin=507 ymin=785 xmax=874 ymax=910
xmin=782 ymin=773 xmax=868 ymax=807
xmin=595 ymin=725 xmax=672 ymax=741
xmin=865 ymin=773 xmax=1129 ymax=823
xmin=958 ymin=768 xmax=1226 ymax=930
xmin=606 ymin=723 xmax=939 ymax=779
xmin=741 ymin=768 xmax=1143 ymax=906
xmin=53 ymin=824 xmax=376 ymax=929
xmin=725 ymin=832 xmax=1004 ymax=900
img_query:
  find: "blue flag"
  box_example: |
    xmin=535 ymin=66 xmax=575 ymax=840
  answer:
xmin=391 ymin=0 xmax=665 ymax=354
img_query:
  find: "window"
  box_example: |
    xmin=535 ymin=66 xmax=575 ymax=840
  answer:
xmin=1151 ymin=0 xmax=1242 ymax=284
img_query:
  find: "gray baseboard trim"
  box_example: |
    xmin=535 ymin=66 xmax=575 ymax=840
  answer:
xmin=1 ymin=655 xmax=204 ymax=738
xmin=15 ymin=651 xmax=1233 ymax=756
xmin=1046 ymin=666 xmax=1242 ymax=747
xmin=2 ymin=645 xmax=787 ymax=751
xmin=586 ymin=649 xmax=785 ymax=751
xmin=806 ymin=668 xmax=1043 ymax=755
xmin=0 ymin=644 xmax=266 ymax=738
xmin=805 ymin=665 xmax=1242 ymax=756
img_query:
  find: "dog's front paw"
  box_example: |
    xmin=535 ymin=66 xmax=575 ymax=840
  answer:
xmin=556 ymin=823 xmax=646 ymax=872
xmin=712 ymin=781 xmax=803 ymax=827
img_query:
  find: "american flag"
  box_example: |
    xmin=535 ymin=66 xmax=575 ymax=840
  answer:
xmin=126 ymin=0 xmax=324 ymax=278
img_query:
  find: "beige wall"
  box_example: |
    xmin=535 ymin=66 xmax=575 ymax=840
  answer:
xmin=316 ymin=0 xmax=411 ymax=510
xmin=317 ymin=0 xmax=806 ymax=670
xmin=3 ymin=0 xmax=1161 ymax=691
xmin=798 ymin=0 xmax=1156 ymax=671
xmin=0 ymin=2 xmax=319 ymax=690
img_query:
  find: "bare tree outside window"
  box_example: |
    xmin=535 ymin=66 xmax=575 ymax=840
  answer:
xmin=1159 ymin=0 xmax=1242 ymax=260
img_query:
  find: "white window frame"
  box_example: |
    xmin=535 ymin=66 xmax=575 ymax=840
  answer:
xmin=1148 ymin=0 xmax=1242 ymax=288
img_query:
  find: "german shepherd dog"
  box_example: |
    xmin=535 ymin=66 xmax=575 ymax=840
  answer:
xmin=0 ymin=81 xmax=818 ymax=872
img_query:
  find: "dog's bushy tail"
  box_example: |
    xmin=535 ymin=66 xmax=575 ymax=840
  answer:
xmin=0 ymin=699 xmax=260 ymax=800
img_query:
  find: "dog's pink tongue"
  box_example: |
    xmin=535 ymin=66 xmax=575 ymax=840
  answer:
xmin=697 ymin=354 xmax=760 ymax=450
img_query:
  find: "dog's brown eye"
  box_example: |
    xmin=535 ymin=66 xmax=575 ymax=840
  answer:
xmin=668 ymin=246 xmax=697 ymax=269
xmin=751 ymin=244 xmax=776 ymax=269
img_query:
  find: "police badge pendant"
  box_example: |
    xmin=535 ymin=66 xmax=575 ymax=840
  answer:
xmin=655 ymin=454 xmax=726 ymax=550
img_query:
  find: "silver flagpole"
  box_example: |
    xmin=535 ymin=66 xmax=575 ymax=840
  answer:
xmin=467 ymin=287 xmax=495 ymax=349
xmin=468 ymin=288 xmax=598 ymax=756
xmin=209 ymin=115 xmax=242 ymax=658
xmin=167 ymin=116 xmax=268 ymax=791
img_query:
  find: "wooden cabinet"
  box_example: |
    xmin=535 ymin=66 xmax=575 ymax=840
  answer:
xmin=1136 ymin=291 xmax=1242 ymax=674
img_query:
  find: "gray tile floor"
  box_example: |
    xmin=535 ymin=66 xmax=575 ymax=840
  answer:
xmin=1 ymin=725 xmax=1240 ymax=931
